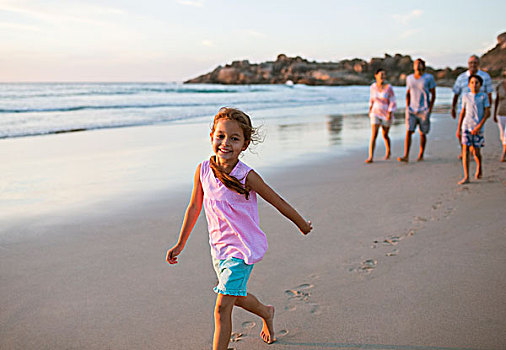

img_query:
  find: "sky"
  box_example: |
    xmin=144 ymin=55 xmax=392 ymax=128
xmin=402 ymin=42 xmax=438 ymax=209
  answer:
xmin=0 ymin=0 xmax=504 ymax=82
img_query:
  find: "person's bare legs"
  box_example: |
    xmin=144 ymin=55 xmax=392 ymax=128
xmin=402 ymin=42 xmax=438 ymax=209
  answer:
xmin=417 ymin=132 xmax=427 ymax=161
xmin=473 ymin=146 xmax=482 ymax=179
xmin=366 ymin=124 xmax=380 ymax=163
xmin=235 ymin=293 xmax=276 ymax=344
xmin=213 ymin=294 xmax=236 ymax=350
xmin=381 ymin=125 xmax=391 ymax=159
xmin=501 ymin=144 xmax=506 ymax=162
xmin=398 ymin=130 xmax=413 ymax=162
xmin=458 ymin=144 xmax=470 ymax=184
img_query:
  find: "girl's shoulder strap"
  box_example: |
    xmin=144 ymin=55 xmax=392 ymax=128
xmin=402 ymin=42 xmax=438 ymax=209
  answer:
xmin=200 ymin=159 xmax=211 ymax=178
xmin=231 ymin=160 xmax=253 ymax=184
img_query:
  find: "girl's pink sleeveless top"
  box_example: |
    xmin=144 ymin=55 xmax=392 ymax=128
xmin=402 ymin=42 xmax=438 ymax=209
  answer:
xmin=200 ymin=159 xmax=268 ymax=264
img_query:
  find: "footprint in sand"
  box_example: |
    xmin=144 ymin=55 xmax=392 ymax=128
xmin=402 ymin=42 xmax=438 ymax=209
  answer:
xmin=360 ymin=259 xmax=377 ymax=271
xmin=241 ymin=321 xmax=256 ymax=331
xmin=284 ymin=283 xmax=320 ymax=315
xmin=285 ymin=284 xmax=313 ymax=301
xmin=230 ymin=321 xmax=257 ymax=343
xmin=443 ymin=206 xmax=454 ymax=218
xmin=386 ymin=248 xmax=399 ymax=257
xmin=382 ymin=236 xmax=401 ymax=246
xmin=276 ymin=329 xmax=291 ymax=340
xmin=432 ymin=201 xmax=442 ymax=210
xmin=230 ymin=332 xmax=243 ymax=343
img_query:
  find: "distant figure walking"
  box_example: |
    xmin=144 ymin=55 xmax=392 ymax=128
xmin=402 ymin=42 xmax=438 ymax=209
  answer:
xmin=166 ymin=107 xmax=312 ymax=350
xmin=365 ymin=68 xmax=397 ymax=163
xmin=398 ymin=58 xmax=436 ymax=162
xmin=451 ymin=55 xmax=493 ymax=158
xmin=456 ymin=75 xmax=490 ymax=184
xmin=493 ymin=68 xmax=506 ymax=162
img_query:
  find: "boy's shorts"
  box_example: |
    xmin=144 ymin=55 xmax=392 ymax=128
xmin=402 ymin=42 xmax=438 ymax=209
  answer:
xmin=461 ymin=130 xmax=485 ymax=148
xmin=212 ymin=256 xmax=253 ymax=296
xmin=406 ymin=110 xmax=430 ymax=134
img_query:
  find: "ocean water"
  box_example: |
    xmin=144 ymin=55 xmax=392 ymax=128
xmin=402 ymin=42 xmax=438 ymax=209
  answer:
xmin=0 ymin=82 xmax=451 ymax=139
xmin=0 ymin=83 xmax=452 ymax=223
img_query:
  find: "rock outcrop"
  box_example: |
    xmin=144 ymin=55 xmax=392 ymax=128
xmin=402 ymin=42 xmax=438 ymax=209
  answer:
xmin=185 ymin=32 xmax=505 ymax=86
xmin=480 ymin=32 xmax=506 ymax=74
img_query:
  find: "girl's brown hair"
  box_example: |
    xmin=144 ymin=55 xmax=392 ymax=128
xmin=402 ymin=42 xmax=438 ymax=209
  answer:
xmin=209 ymin=107 xmax=260 ymax=199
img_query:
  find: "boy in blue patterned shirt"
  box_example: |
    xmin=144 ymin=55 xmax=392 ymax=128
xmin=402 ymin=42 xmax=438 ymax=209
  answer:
xmin=456 ymin=75 xmax=491 ymax=184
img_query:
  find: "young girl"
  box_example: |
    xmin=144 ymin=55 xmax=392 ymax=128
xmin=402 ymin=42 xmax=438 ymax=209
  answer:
xmin=166 ymin=107 xmax=312 ymax=350
xmin=366 ymin=68 xmax=397 ymax=163
xmin=457 ymin=75 xmax=491 ymax=184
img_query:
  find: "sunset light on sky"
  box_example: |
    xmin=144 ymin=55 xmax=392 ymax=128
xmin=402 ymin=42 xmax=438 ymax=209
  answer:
xmin=1 ymin=0 xmax=504 ymax=82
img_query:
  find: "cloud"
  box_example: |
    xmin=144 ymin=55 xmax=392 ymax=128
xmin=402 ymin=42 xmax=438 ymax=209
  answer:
xmin=177 ymin=0 xmax=204 ymax=7
xmin=0 ymin=1 xmax=127 ymax=27
xmin=393 ymin=9 xmax=423 ymax=25
xmin=246 ymin=30 xmax=264 ymax=37
xmin=399 ymin=28 xmax=421 ymax=39
xmin=0 ymin=21 xmax=40 ymax=32
xmin=202 ymin=40 xmax=214 ymax=47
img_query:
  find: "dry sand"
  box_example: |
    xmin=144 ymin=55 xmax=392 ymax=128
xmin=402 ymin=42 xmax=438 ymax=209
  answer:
xmin=1 ymin=114 xmax=505 ymax=350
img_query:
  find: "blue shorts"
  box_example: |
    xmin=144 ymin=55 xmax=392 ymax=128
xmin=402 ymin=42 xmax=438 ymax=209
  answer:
xmin=461 ymin=130 xmax=485 ymax=148
xmin=212 ymin=257 xmax=253 ymax=296
xmin=406 ymin=110 xmax=430 ymax=134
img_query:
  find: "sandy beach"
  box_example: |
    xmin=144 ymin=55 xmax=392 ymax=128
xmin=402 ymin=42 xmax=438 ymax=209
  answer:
xmin=1 ymin=111 xmax=505 ymax=349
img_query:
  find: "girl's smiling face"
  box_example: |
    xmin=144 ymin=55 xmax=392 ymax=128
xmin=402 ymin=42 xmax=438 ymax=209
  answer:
xmin=211 ymin=119 xmax=249 ymax=165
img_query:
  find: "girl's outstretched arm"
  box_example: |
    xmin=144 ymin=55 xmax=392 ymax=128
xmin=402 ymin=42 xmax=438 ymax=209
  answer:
xmin=166 ymin=164 xmax=204 ymax=264
xmin=246 ymin=170 xmax=312 ymax=235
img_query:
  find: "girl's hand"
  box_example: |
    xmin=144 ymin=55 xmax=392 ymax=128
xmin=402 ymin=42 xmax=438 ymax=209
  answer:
xmin=456 ymin=130 xmax=461 ymax=140
xmin=300 ymin=220 xmax=313 ymax=235
xmin=166 ymin=244 xmax=184 ymax=264
xmin=471 ymin=126 xmax=480 ymax=135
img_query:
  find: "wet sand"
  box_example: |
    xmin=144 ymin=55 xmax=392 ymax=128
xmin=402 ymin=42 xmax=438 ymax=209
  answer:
xmin=1 ymin=114 xmax=505 ymax=349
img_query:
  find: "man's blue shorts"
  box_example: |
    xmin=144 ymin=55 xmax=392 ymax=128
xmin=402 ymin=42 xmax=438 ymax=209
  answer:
xmin=212 ymin=256 xmax=254 ymax=297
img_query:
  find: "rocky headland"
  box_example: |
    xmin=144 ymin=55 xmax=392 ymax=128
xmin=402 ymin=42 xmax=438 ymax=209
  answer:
xmin=185 ymin=32 xmax=505 ymax=87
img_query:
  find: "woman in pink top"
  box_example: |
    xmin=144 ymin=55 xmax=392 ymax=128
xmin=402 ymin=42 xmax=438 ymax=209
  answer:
xmin=166 ymin=107 xmax=312 ymax=350
xmin=366 ymin=68 xmax=397 ymax=163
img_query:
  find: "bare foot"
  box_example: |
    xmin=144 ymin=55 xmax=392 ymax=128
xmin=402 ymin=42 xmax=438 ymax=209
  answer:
xmin=260 ymin=305 xmax=276 ymax=344
xmin=417 ymin=156 xmax=424 ymax=162
xmin=501 ymin=157 xmax=506 ymax=162
xmin=384 ymin=153 xmax=391 ymax=160
xmin=365 ymin=158 xmax=373 ymax=164
xmin=475 ymin=170 xmax=482 ymax=179
xmin=458 ymin=178 xmax=470 ymax=185
xmin=397 ymin=156 xmax=408 ymax=163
